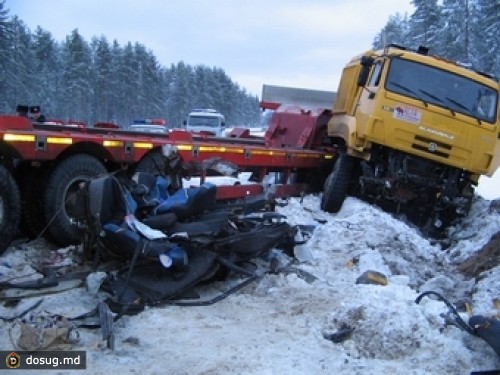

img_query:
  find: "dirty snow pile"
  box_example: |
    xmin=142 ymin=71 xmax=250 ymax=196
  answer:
xmin=0 ymin=194 xmax=499 ymax=374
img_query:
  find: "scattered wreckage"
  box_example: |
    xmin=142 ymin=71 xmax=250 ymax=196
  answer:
xmin=0 ymin=145 xmax=315 ymax=350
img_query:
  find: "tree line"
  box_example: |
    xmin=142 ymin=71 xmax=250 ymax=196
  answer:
xmin=372 ymin=0 xmax=499 ymax=79
xmin=0 ymin=1 xmax=261 ymax=127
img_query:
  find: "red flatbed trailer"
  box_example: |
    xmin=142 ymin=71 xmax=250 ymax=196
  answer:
xmin=0 ymin=102 xmax=335 ymax=252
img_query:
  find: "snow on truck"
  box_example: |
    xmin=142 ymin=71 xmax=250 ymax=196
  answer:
xmin=321 ymin=44 xmax=499 ymax=233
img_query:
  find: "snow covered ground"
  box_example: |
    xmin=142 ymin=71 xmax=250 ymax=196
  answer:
xmin=0 ymin=192 xmax=499 ymax=374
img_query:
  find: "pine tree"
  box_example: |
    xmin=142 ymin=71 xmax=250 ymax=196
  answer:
xmin=165 ymin=61 xmax=194 ymax=127
xmin=61 ymin=29 xmax=93 ymax=123
xmin=91 ymin=36 xmax=113 ymax=123
xmin=373 ymin=13 xmax=410 ymax=50
xmin=438 ymin=0 xmax=472 ymax=64
xmin=133 ymin=43 xmax=165 ymax=119
xmin=108 ymin=40 xmax=124 ymax=124
xmin=473 ymin=0 xmax=499 ymax=76
xmin=119 ymin=42 xmax=139 ymax=124
xmin=0 ymin=0 xmax=10 ymax=112
xmin=408 ymin=0 xmax=442 ymax=50
xmin=32 ymin=27 xmax=60 ymax=117
xmin=5 ymin=17 xmax=36 ymax=110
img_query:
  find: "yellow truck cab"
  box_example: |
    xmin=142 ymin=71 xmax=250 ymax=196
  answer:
xmin=322 ymin=44 xmax=499 ymax=234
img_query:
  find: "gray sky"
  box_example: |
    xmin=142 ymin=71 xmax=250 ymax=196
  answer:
xmin=6 ymin=0 xmax=499 ymax=199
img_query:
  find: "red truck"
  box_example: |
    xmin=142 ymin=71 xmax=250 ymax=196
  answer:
xmin=0 ymin=96 xmax=336 ymax=253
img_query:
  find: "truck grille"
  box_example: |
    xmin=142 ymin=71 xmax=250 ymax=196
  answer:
xmin=412 ymin=135 xmax=451 ymax=158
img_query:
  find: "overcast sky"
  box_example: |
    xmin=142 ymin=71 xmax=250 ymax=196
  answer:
xmin=5 ymin=0 xmax=499 ymax=200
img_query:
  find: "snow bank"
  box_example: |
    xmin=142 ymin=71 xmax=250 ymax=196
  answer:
xmin=0 ymin=195 xmax=498 ymax=374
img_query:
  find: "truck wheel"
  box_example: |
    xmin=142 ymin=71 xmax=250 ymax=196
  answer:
xmin=0 ymin=165 xmax=21 ymax=254
xmin=320 ymin=153 xmax=354 ymax=213
xmin=44 ymin=154 xmax=106 ymax=246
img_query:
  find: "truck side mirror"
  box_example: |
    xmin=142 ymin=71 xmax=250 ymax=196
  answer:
xmin=357 ymin=56 xmax=374 ymax=87
xmin=183 ymin=120 xmax=187 ymax=126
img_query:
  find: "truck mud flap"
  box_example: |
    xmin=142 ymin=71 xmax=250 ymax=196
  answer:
xmin=0 ymin=164 xmax=22 ymax=254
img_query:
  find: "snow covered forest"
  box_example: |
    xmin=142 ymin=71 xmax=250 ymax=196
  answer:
xmin=0 ymin=1 xmax=261 ymax=127
xmin=0 ymin=0 xmax=498 ymax=127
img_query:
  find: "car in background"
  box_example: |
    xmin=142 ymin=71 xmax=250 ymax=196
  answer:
xmin=129 ymin=119 xmax=168 ymax=134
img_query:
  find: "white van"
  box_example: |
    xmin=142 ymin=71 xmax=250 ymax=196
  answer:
xmin=185 ymin=109 xmax=225 ymax=137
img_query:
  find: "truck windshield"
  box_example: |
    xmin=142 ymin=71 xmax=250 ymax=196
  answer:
xmin=386 ymin=57 xmax=498 ymax=124
xmin=188 ymin=116 xmax=220 ymax=128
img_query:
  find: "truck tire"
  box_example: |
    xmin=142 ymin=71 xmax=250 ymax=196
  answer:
xmin=0 ymin=165 xmax=22 ymax=254
xmin=44 ymin=154 xmax=106 ymax=246
xmin=320 ymin=153 xmax=354 ymax=213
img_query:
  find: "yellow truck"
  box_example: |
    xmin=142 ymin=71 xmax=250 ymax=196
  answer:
xmin=321 ymin=44 xmax=499 ymax=234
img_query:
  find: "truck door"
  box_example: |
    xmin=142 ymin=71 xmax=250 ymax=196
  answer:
xmin=355 ymin=60 xmax=384 ymax=137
